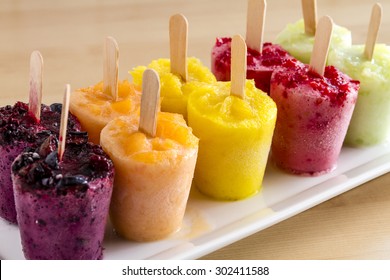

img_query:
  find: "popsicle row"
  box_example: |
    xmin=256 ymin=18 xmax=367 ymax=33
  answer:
xmin=0 ymin=0 xmax=389 ymax=260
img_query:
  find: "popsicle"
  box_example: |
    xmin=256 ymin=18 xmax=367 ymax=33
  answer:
xmin=211 ymin=0 xmax=303 ymax=94
xmin=275 ymin=0 xmax=352 ymax=64
xmin=0 ymin=52 xmax=81 ymax=224
xmin=130 ymin=14 xmax=216 ymax=118
xmin=12 ymin=86 xmax=114 ymax=259
xmin=328 ymin=4 xmax=390 ymax=146
xmin=70 ymin=37 xmax=142 ymax=144
xmin=270 ymin=16 xmax=359 ymax=175
xmin=187 ymin=35 xmax=277 ymax=200
xmin=100 ymin=69 xmax=198 ymax=241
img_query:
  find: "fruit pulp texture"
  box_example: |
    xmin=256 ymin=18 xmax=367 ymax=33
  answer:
xmin=69 ymin=80 xmax=141 ymax=144
xmin=12 ymin=134 xmax=114 ymax=260
xmin=275 ymin=19 xmax=352 ymax=64
xmin=270 ymin=65 xmax=359 ymax=175
xmin=187 ymin=80 xmax=277 ymax=200
xmin=13 ymin=176 xmax=113 ymax=260
xmin=100 ymin=112 xmax=198 ymax=241
xmin=0 ymin=144 xmax=30 ymax=223
xmin=130 ymin=57 xmax=216 ymax=118
xmin=211 ymin=38 xmax=303 ymax=94
xmin=0 ymin=102 xmax=81 ymax=224
xmin=328 ymin=44 xmax=390 ymax=146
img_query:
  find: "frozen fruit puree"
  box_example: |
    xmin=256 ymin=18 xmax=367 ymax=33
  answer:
xmin=275 ymin=19 xmax=352 ymax=64
xmin=100 ymin=112 xmax=198 ymax=241
xmin=270 ymin=65 xmax=359 ymax=175
xmin=0 ymin=102 xmax=81 ymax=224
xmin=70 ymin=80 xmax=142 ymax=144
xmin=12 ymin=133 xmax=114 ymax=260
xmin=211 ymin=37 xmax=303 ymax=93
xmin=130 ymin=57 xmax=216 ymax=118
xmin=187 ymin=80 xmax=277 ymax=200
xmin=328 ymin=44 xmax=390 ymax=146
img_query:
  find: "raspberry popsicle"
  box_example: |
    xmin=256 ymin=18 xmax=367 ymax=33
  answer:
xmin=70 ymin=37 xmax=142 ymax=144
xmin=211 ymin=0 xmax=303 ymax=94
xmin=270 ymin=17 xmax=359 ymax=175
xmin=212 ymin=39 xmax=302 ymax=94
xmin=12 ymin=87 xmax=114 ymax=259
xmin=328 ymin=4 xmax=390 ymax=146
xmin=275 ymin=0 xmax=351 ymax=64
xmin=130 ymin=14 xmax=216 ymax=118
xmin=188 ymin=35 xmax=277 ymax=200
xmin=101 ymin=69 xmax=198 ymax=241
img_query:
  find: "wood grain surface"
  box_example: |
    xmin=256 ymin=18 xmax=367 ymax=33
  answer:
xmin=0 ymin=0 xmax=389 ymax=260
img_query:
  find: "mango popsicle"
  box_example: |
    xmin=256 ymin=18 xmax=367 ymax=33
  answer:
xmin=100 ymin=69 xmax=198 ymax=241
xmin=270 ymin=17 xmax=359 ymax=175
xmin=188 ymin=35 xmax=277 ymax=200
xmin=130 ymin=14 xmax=216 ymax=119
xmin=69 ymin=37 xmax=142 ymax=144
xmin=69 ymin=80 xmax=141 ymax=144
xmin=275 ymin=0 xmax=351 ymax=64
xmin=328 ymin=4 xmax=390 ymax=146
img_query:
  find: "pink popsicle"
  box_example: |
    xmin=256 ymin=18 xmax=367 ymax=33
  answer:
xmin=270 ymin=64 xmax=359 ymax=175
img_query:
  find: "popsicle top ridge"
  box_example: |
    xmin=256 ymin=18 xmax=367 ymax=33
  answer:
xmin=12 ymin=132 xmax=114 ymax=193
xmin=102 ymin=112 xmax=198 ymax=164
xmin=272 ymin=65 xmax=360 ymax=107
xmin=0 ymin=102 xmax=80 ymax=145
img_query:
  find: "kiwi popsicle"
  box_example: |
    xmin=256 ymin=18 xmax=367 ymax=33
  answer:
xmin=275 ymin=0 xmax=351 ymax=64
xmin=328 ymin=4 xmax=390 ymax=146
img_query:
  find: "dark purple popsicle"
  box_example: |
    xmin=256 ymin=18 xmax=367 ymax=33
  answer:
xmin=12 ymin=132 xmax=114 ymax=260
xmin=0 ymin=102 xmax=81 ymax=224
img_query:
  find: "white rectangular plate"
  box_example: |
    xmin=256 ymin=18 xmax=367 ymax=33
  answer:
xmin=1 ymin=144 xmax=390 ymax=260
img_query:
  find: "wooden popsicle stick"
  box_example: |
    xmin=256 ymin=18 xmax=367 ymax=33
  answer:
xmin=301 ymin=0 xmax=317 ymax=36
xmin=230 ymin=35 xmax=247 ymax=99
xmin=58 ymin=84 xmax=71 ymax=162
xmin=364 ymin=3 xmax=382 ymax=61
xmin=309 ymin=16 xmax=333 ymax=76
xmin=29 ymin=51 xmax=43 ymax=121
xmin=103 ymin=36 xmax=119 ymax=101
xmin=246 ymin=0 xmax=267 ymax=53
xmin=139 ymin=69 xmax=160 ymax=138
xmin=169 ymin=13 xmax=188 ymax=82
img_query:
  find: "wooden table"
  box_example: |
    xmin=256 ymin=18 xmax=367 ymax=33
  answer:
xmin=0 ymin=0 xmax=389 ymax=260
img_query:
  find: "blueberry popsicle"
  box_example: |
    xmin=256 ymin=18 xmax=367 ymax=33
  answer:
xmin=328 ymin=4 xmax=390 ymax=146
xmin=270 ymin=17 xmax=359 ymax=175
xmin=275 ymin=0 xmax=351 ymax=64
xmin=12 ymin=88 xmax=114 ymax=259
xmin=0 ymin=54 xmax=81 ymax=224
xmin=130 ymin=14 xmax=216 ymax=118
xmin=101 ymin=69 xmax=198 ymax=241
xmin=188 ymin=35 xmax=277 ymax=200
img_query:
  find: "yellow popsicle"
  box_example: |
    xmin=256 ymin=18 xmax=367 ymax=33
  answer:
xmin=69 ymin=80 xmax=142 ymax=144
xmin=130 ymin=57 xmax=216 ymax=118
xmin=187 ymin=80 xmax=277 ymax=200
xmin=100 ymin=112 xmax=198 ymax=241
